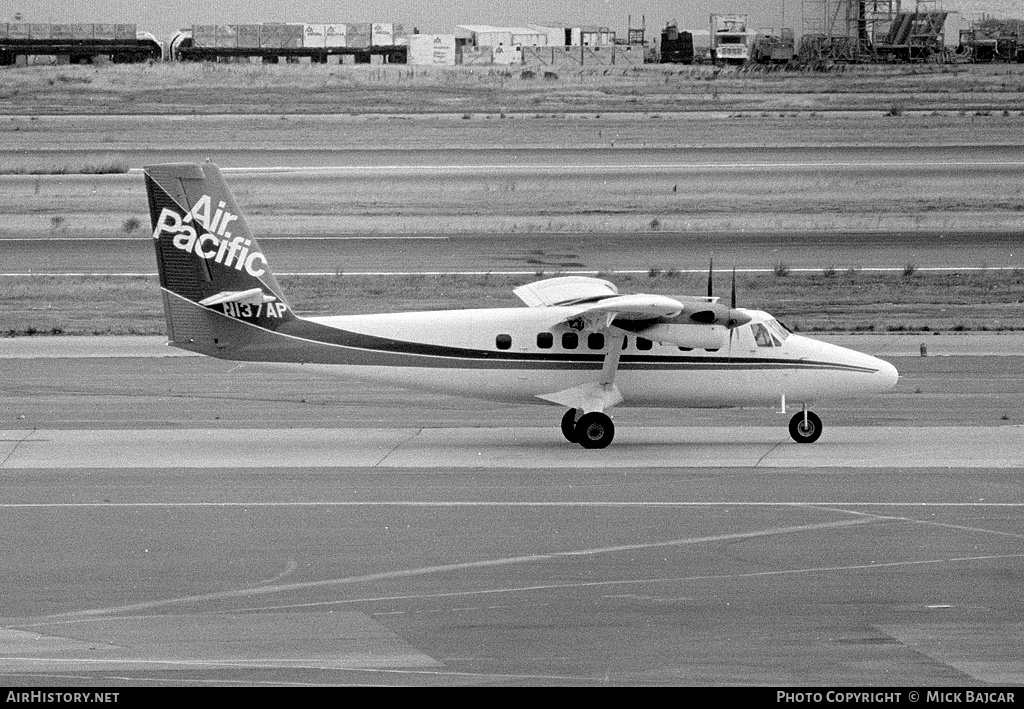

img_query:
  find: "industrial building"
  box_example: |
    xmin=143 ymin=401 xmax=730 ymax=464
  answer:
xmin=0 ymin=4 xmax=1022 ymax=68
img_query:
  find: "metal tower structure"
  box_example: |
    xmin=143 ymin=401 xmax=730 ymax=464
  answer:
xmin=800 ymin=0 xmax=902 ymax=61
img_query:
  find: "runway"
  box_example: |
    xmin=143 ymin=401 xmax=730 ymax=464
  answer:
xmin=1 ymin=337 xmax=1023 ymax=686
xmin=4 ymin=231 xmax=1024 ymax=276
xmin=3 ymin=143 xmax=1024 ymax=243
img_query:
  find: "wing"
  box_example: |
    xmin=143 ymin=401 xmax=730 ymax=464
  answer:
xmin=558 ymin=293 xmax=686 ymax=330
xmin=513 ymin=276 xmax=619 ymax=307
xmin=513 ymin=276 xmax=750 ymax=349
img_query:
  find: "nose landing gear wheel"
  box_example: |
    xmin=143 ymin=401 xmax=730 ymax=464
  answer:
xmin=575 ymin=412 xmax=615 ymax=449
xmin=789 ymin=410 xmax=822 ymax=443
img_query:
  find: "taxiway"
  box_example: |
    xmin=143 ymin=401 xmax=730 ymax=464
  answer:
xmin=0 ymin=337 xmax=1021 ymax=686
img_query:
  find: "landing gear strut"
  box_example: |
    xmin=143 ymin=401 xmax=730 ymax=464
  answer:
xmin=788 ymin=410 xmax=822 ymax=443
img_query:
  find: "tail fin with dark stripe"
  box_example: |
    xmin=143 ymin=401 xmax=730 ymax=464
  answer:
xmin=144 ymin=162 xmax=295 ymax=356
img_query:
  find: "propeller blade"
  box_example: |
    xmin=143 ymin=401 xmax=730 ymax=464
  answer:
xmin=731 ymin=267 xmax=737 ymax=311
xmin=707 ymin=256 xmax=714 ymax=299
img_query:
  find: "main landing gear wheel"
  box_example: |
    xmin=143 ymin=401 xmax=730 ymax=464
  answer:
xmin=575 ymin=412 xmax=615 ymax=449
xmin=789 ymin=410 xmax=823 ymax=444
xmin=560 ymin=408 xmax=580 ymax=442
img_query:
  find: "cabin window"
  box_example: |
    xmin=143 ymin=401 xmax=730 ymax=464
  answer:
xmin=637 ymin=337 xmax=653 ymax=351
xmin=537 ymin=332 xmax=553 ymax=349
xmin=588 ymin=333 xmax=605 ymax=350
xmin=751 ymin=323 xmax=781 ymax=348
xmin=562 ymin=332 xmax=579 ymax=349
xmin=496 ymin=334 xmax=512 ymax=350
xmin=678 ymin=347 xmax=693 ymax=352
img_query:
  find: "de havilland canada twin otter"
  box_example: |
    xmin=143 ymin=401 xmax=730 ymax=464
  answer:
xmin=144 ymin=162 xmax=898 ymax=449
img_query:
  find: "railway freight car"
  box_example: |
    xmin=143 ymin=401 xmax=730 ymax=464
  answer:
xmin=170 ymin=23 xmax=407 ymax=63
xmin=0 ymin=23 xmax=161 ymax=65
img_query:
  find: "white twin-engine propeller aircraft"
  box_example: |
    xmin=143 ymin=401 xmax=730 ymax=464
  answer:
xmin=145 ymin=162 xmax=898 ymax=449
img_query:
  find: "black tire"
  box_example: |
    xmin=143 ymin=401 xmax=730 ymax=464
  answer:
xmin=560 ymin=408 xmax=579 ymax=442
xmin=576 ymin=412 xmax=615 ymax=449
xmin=789 ymin=411 xmax=823 ymax=443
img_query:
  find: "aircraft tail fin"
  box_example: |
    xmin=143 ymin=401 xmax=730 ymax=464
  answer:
xmin=144 ymin=162 xmax=296 ymax=356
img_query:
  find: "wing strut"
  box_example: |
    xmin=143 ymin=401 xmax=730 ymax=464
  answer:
xmin=600 ymin=332 xmax=624 ymax=386
xmin=537 ymin=331 xmax=626 ymax=414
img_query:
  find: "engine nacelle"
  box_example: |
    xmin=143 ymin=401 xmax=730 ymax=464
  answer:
xmin=625 ymin=322 xmax=728 ymax=350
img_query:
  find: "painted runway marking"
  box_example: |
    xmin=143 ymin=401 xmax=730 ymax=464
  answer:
xmin=206 ymin=162 xmax=1024 ymax=173
xmin=0 ymin=430 xmax=36 ymax=469
xmin=811 ymin=504 xmax=1024 ymax=541
xmin=214 ymin=553 xmax=1024 ymax=615
xmin=24 ymin=517 xmax=873 ymax=622
xmin=3 ymin=501 xmax=1024 ymax=509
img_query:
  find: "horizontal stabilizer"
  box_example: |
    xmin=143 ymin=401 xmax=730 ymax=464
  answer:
xmin=198 ymin=288 xmax=275 ymax=307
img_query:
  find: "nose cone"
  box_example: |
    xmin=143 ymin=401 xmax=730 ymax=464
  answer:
xmin=796 ymin=335 xmax=900 ymax=398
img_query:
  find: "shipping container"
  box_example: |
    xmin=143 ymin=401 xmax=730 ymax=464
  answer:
xmin=236 ymin=24 xmax=260 ymax=48
xmin=258 ymin=23 xmax=284 ymax=48
xmin=214 ymin=25 xmax=237 ymax=48
xmin=325 ymin=24 xmax=346 ymax=47
xmin=347 ymin=22 xmax=372 ymax=48
xmin=492 ymin=44 xmax=522 ymax=65
xmin=372 ymin=22 xmax=393 ymax=46
xmin=259 ymin=23 xmax=302 ymax=49
xmin=0 ymin=21 xmax=159 ymax=64
xmin=302 ymin=24 xmax=326 ymax=48
xmin=408 ymin=34 xmax=456 ymax=65
xmin=192 ymin=24 xmax=217 ymax=48
xmin=283 ymin=24 xmax=303 ymax=49
xmin=72 ymin=23 xmax=95 ymax=40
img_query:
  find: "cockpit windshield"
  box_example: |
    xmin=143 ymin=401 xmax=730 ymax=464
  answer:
xmin=765 ymin=318 xmax=790 ymax=342
xmin=751 ymin=318 xmax=790 ymax=348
